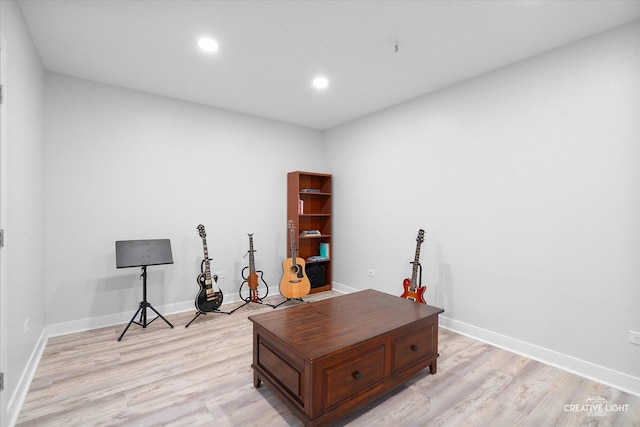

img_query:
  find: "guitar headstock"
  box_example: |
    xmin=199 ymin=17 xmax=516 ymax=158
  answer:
xmin=417 ymin=229 xmax=425 ymax=243
xmin=288 ymin=219 xmax=295 ymax=230
xmin=197 ymin=224 xmax=207 ymax=239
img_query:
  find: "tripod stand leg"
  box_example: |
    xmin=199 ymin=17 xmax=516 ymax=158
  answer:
xmin=272 ymin=298 xmax=288 ymax=308
xmin=227 ymin=299 xmax=250 ymax=314
xmin=118 ymin=305 xmax=144 ymax=341
xmin=272 ymin=297 xmax=307 ymax=309
xmin=147 ymin=303 xmax=174 ymax=328
xmin=185 ymin=311 xmax=203 ymax=328
xmin=256 ymin=300 xmax=276 ymax=308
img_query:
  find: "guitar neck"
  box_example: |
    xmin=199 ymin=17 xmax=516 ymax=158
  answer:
xmin=248 ymin=234 xmax=256 ymax=274
xmin=410 ymin=243 xmax=422 ymax=290
xmin=202 ymin=238 xmax=212 ymax=280
xmin=289 ymin=226 xmax=297 ymax=261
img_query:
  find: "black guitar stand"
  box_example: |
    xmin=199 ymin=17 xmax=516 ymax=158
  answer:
xmin=230 ymin=292 xmax=276 ymax=312
xmin=118 ymin=266 xmax=174 ymax=341
xmin=185 ymin=307 xmax=231 ymax=327
xmin=185 ymin=270 xmax=232 ymax=327
xmin=226 ymin=292 xmax=276 ymax=314
xmin=272 ymin=297 xmax=308 ymax=308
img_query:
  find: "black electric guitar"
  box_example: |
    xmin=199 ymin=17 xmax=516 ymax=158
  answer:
xmin=400 ymin=229 xmax=427 ymax=304
xmin=195 ymin=224 xmax=223 ymax=312
xmin=280 ymin=220 xmax=311 ymax=298
xmin=240 ymin=233 xmax=269 ymax=302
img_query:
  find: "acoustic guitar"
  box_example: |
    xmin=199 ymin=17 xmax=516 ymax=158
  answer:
xmin=400 ymin=229 xmax=427 ymax=304
xmin=195 ymin=224 xmax=223 ymax=312
xmin=280 ymin=220 xmax=311 ymax=298
xmin=240 ymin=233 xmax=269 ymax=302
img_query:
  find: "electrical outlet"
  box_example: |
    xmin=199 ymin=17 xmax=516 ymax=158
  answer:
xmin=24 ymin=318 xmax=29 ymax=335
xmin=215 ymin=271 xmax=225 ymax=279
xmin=367 ymin=269 xmax=375 ymax=277
xmin=628 ymin=330 xmax=640 ymax=346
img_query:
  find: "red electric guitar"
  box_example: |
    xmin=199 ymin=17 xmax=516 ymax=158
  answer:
xmin=400 ymin=229 xmax=426 ymax=304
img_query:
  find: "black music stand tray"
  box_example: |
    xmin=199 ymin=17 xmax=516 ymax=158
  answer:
xmin=116 ymin=239 xmax=175 ymax=341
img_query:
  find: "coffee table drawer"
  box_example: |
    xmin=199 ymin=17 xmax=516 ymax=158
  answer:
xmin=322 ymin=345 xmax=385 ymax=408
xmin=258 ymin=341 xmax=302 ymax=401
xmin=391 ymin=324 xmax=436 ymax=373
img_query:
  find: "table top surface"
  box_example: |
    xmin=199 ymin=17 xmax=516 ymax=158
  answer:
xmin=249 ymin=289 xmax=444 ymax=360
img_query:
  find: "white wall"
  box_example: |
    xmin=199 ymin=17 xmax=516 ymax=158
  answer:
xmin=325 ymin=21 xmax=640 ymax=393
xmin=0 ymin=0 xmax=46 ymax=424
xmin=44 ymin=73 xmax=324 ymax=331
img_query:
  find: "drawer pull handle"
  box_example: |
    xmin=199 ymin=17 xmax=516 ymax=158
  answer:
xmin=352 ymin=372 xmax=362 ymax=380
xmin=410 ymin=344 xmax=419 ymax=352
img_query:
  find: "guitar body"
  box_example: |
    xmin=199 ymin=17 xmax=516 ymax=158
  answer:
xmin=195 ymin=273 xmax=223 ymax=312
xmin=240 ymin=265 xmax=269 ymax=302
xmin=280 ymin=257 xmax=311 ymax=298
xmin=247 ymin=270 xmax=259 ymax=290
xmin=400 ymin=278 xmax=426 ymax=304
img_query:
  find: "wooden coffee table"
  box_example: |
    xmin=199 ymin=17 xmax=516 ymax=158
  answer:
xmin=248 ymin=289 xmax=444 ymax=426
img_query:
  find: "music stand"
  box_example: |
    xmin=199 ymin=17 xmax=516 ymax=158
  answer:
xmin=115 ymin=239 xmax=175 ymax=341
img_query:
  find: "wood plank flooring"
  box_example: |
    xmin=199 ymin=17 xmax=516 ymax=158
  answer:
xmin=17 ymin=291 xmax=640 ymax=426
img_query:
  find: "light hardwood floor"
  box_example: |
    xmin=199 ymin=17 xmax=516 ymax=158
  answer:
xmin=17 ymin=291 xmax=640 ymax=426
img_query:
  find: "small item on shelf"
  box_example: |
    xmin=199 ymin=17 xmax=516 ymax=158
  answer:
xmin=305 ymin=263 xmax=326 ymax=288
xmin=307 ymin=255 xmax=329 ymax=262
xmin=319 ymin=243 xmax=330 ymax=258
xmin=298 ymin=198 xmax=304 ymax=214
xmin=301 ymin=188 xmax=321 ymax=193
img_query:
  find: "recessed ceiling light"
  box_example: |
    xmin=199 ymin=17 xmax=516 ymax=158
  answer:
xmin=198 ymin=37 xmax=219 ymax=53
xmin=312 ymin=77 xmax=329 ymax=90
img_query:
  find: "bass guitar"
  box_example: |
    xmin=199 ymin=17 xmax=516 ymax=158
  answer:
xmin=280 ymin=220 xmax=311 ymax=298
xmin=195 ymin=224 xmax=223 ymax=312
xmin=400 ymin=229 xmax=427 ymax=304
xmin=240 ymin=233 xmax=269 ymax=302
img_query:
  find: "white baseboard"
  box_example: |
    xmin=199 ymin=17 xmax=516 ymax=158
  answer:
xmin=46 ymin=300 xmax=195 ymax=338
xmin=330 ymin=281 xmax=358 ymax=295
xmin=45 ymin=286 xmax=310 ymax=338
xmin=7 ymin=328 xmax=47 ymax=427
xmin=45 ymin=284 xmax=352 ymax=338
xmin=440 ymin=316 xmax=640 ymax=397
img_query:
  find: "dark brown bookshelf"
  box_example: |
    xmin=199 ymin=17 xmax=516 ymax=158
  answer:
xmin=287 ymin=171 xmax=332 ymax=293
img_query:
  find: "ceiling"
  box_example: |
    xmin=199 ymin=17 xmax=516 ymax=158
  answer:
xmin=17 ymin=0 xmax=640 ymax=130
